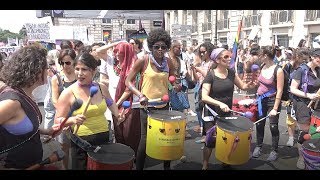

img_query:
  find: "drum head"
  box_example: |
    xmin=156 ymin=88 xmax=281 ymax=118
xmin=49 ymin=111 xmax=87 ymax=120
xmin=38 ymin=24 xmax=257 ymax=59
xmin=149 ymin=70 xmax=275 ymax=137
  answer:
xmin=303 ymin=139 xmax=320 ymax=153
xmin=312 ymin=110 xmax=320 ymax=119
xmin=148 ymin=110 xmax=186 ymax=121
xmin=217 ymin=115 xmax=253 ymax=132
xmin=87 ymin=143 xmax=135 ymax=165
xmin=238 ymin=99 xmax=255 ymax=106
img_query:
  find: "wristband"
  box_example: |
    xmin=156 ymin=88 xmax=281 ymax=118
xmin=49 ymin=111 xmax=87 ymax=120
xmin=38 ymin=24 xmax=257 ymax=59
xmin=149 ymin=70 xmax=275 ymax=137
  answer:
xmin=106 ymin=98 xmax=114 ymax=107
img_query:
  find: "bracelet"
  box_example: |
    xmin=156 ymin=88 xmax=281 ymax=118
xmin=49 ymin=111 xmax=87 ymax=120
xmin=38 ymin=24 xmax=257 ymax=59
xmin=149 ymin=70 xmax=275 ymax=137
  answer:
xmin=106 ymin=98 xmax=114 ymax=107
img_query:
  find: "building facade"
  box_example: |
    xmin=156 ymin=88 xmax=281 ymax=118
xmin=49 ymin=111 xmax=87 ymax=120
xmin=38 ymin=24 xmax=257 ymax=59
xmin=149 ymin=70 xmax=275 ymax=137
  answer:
xmin=164 ymin=10 xmax=320 ymax=48
xmin=36 ymin=10 xmax=163 ymax=44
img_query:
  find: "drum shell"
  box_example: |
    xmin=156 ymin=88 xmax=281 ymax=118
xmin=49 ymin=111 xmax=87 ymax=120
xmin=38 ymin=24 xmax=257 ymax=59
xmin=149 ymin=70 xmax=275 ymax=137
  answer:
xmin=146 ymin=110 xmax=186 ymax=161
xmin=87 ymin=143 xmax=135 ymax=170
xmin=302 ymin=139 xmax=320 ymax=170
xmin=215 ymin=116 xmax=253 ymax=165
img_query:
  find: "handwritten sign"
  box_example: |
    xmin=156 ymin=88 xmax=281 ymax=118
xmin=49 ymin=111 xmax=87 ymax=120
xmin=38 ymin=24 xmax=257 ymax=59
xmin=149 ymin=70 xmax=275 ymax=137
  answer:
xmin=25 ymin=23 xmax=50 ymax=42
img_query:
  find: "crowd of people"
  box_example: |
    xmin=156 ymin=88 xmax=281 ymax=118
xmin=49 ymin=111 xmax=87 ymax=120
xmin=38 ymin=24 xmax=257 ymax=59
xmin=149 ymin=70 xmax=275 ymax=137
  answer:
xmin=1 ymin=28 xmax=320 ymax=170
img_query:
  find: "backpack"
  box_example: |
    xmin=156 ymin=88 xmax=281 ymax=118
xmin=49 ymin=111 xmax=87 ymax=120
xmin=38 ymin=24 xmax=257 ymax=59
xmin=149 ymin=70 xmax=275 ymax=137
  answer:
xmin=273 ymin=64 xmax=290 ymax=101
xmin=296 ymin=63 xmax=310 ymax=94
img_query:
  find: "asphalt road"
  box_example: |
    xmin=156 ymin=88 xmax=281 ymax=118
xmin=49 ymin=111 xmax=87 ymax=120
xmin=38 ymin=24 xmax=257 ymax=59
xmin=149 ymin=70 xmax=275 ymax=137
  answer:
xmin=38 ymin=88 xmax=301 ymax=170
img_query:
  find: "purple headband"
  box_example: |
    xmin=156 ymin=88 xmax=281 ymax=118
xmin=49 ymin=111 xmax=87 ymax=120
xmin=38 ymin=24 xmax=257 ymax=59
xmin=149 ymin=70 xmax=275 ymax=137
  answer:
xmin=210 ymin=48 xmax=225 ymax=61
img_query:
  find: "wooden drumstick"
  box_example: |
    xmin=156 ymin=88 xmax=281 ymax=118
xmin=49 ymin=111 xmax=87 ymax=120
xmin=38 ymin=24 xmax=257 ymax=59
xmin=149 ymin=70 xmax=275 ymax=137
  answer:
xmin=74 ymin=86 xmax=99 ymax=134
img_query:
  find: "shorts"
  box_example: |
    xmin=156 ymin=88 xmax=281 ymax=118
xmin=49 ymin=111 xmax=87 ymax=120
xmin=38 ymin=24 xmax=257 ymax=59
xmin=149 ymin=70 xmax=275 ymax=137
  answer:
xmin=292 ymin=98 xmax=311 ymax=125
xmin=286 ymin=115 xmax=297 ymax=126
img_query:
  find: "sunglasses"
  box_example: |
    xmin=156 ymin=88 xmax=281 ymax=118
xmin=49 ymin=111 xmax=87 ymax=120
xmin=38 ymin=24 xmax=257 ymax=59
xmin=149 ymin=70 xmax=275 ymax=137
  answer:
xmin=60 ymin=61 xmax=72 ymax=66
xmin=130 ymin=42 xmax=135 ymax=45
xmin=199 ymin=51 xmax=206 ymax=55
xmin=153 ymin=45 xmax=167 ymax=50
xmin=49 ymin=63 xmax=55 ymax=66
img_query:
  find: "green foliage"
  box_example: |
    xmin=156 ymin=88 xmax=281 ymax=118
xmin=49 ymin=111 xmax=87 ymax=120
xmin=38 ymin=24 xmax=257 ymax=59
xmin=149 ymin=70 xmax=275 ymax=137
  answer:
xmin=0 ymin=27 xmax=24 ymax=44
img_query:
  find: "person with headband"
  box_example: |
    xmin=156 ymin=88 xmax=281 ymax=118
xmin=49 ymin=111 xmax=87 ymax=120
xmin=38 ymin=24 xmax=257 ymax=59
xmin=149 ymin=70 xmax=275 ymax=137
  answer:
xmin=201 ymin=48 xmax=257 ymax=170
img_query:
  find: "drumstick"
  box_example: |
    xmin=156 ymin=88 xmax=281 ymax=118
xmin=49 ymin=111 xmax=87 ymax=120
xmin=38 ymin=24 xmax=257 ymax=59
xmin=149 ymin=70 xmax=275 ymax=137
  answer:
xmin=253 ymin=112 xmax=280 ymax=125
xmin=74 ymin=86 xmax=99 ymax=134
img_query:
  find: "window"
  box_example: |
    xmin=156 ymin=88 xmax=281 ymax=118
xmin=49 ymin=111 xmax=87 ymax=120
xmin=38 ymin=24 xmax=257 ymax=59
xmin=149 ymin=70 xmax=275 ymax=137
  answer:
xmin=305 ymin=10 xmax=320 ymax=21
xmin=182 ymin=10 xmax=187 ymax=25
xmin=174 ymin=10 xmax=178 ymax=24
xmin=310 ymin=33 xmax=320 ymax=48
xmin=127 ymin=19 xmax=135 ymax=24
xmin=102 ymin=18 xmax=111 ymax=24
xmin=219 ymin=37 xmax=227 ymax=45
xmin=277 ymin=35 xmax=289 ymax=48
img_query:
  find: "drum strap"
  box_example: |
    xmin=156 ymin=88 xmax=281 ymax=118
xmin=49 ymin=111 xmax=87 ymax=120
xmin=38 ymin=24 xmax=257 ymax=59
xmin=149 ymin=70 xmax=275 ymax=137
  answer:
xmin=65 ymin=129 xmax=100 ymax=152
xmin=256 ymin=88 xmax=276 ymax=116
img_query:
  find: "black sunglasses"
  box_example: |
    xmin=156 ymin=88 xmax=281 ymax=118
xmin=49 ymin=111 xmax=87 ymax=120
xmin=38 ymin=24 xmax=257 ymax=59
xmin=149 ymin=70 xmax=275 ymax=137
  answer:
xmin=153 ymin=45 xmax=167 ymax=50
xmin=49 ymin=63 xmax=55 ymax=66
xmin=199 ymin=51 xmax=206 ymax=55
xmin=60 ymin=61 xmax=72 ymax=66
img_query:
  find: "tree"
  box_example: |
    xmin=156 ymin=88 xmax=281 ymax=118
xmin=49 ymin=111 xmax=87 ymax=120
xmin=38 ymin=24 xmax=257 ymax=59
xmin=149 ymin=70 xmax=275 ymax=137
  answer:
xmin=0 ymin=28 xmax=22 ymax=44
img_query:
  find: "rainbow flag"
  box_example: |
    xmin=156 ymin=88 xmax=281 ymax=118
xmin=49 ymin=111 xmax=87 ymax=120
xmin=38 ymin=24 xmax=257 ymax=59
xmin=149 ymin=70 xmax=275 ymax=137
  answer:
xmin=230 ymin=16 xmax=243 ymax=69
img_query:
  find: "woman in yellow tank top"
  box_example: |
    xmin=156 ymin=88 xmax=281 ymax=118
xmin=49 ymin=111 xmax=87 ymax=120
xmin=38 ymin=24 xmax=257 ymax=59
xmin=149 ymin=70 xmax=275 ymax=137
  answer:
xmin=125 ymin=28 xmax=176 ymax=170
xmin=54 ymin=52 xmax=120 ymax=170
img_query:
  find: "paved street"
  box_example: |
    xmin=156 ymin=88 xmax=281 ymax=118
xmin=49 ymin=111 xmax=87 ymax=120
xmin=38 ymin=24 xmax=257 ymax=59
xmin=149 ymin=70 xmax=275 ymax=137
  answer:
xmin=38 ymin=88 xmax=301 ymax=170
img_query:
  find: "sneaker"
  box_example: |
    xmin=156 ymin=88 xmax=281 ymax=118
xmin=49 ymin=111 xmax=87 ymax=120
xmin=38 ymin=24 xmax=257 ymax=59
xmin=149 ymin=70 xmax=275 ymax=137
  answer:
xmin=252 ymin=147 xmax=262 ymax=158
xmin=296 ymin=156 xmax=305 ymax=169
xmin=266 ymin=151 xmax=278 ymax=161
xmin=286 ymin=137 xmax=294 ymax=147
xmin=195 ymin=138 xmax=206 ymax=144
xmin=188 ymin=110 xmax=197 ymax=116
xmin=185 ymin=132 xmax=192 ymax=138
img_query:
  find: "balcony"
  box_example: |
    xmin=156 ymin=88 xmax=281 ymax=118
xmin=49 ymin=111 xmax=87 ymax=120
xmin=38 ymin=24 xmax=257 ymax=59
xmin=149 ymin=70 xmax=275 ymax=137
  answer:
xmin=305 ymin=10 xmax=320 ymax=21
xmin=243 ymin=14 xmax=262 ymax=28
xmin=202 ymin=22 xmax=212 ymax=32
xmin=270 ymin=10 xmax=293 ymax=25
xmin=217 ymin=19 xmax=229 ymax=30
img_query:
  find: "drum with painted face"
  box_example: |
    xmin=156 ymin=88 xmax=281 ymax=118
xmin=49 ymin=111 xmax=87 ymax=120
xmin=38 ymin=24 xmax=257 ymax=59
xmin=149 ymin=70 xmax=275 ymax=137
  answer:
xmin=215 ymin=115 xmax=254 ymax=165
xmin=302 ymin=139 xmax=320 ymax=170
xmin=309 ymin=111 xmax=320 ymax=139
xmin=146 ymin=110 xmax=186 ymax=160
xmin=87 ymin=143 xmax=135 ymax=170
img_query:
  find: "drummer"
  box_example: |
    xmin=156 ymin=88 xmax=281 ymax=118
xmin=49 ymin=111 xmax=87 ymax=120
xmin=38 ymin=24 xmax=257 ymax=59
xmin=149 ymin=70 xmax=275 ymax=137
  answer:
xmin=125 ymin=28 xmax=176 ymax=170
xmin=201 ymin=48 xmax=257 ymax=170
xmin=290 ymin=48 xmax=320 ymax=169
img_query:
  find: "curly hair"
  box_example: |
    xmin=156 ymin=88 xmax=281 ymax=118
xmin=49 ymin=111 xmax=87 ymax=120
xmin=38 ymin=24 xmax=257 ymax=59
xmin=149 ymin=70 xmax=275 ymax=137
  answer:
xmin=0 ymin=45 xmax=47 ymax=88
xmin=147 ymin=28 xmax=171 ymax=51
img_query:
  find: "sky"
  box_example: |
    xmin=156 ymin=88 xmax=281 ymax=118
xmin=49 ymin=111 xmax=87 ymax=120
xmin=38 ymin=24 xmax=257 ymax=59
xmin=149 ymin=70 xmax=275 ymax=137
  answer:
xmin=0 ymin=10 xmax=38 ymax=33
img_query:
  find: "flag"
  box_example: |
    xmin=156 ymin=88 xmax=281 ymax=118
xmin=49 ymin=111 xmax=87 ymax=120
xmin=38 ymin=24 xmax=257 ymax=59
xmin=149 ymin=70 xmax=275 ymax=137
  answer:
xmin=139 ymin=17 xmax=143 ymax=30
xmin=161 ymin=10 xmax=165 ymax=30
xmin=230 ymin=16 xmax=243 ymax=69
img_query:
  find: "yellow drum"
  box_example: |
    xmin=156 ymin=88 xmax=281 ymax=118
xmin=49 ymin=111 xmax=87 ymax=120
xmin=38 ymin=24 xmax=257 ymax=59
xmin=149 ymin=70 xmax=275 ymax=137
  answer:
xmin=215 ymin=115 xmax=253 ymax=165
xmin=146 ymin=110 xmax=186 ymax=160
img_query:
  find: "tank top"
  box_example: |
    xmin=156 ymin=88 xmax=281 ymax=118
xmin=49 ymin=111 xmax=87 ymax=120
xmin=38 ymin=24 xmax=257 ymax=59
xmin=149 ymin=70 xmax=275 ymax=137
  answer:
xmin=141 ymin=56 xmax=169 ymax=108
xmin=71 ymin=90 xmax=108 ymax=137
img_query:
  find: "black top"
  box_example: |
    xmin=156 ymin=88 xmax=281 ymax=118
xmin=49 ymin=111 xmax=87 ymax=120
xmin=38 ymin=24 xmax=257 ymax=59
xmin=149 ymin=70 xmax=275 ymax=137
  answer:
xmin=291 ymin=65 xmax=320 ymax=106
xmin=202 ymin=69 xmax=235 ymax=117
xmin=0 ymin=88 xmax=43 ymax=169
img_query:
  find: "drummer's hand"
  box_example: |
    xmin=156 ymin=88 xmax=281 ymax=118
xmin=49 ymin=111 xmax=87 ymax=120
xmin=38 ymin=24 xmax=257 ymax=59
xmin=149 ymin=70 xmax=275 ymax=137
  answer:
xmin=116 ymin=113 xmax=125 ymax=125
xmin=316 ymin=126 xmax=320 ymax=132
xmin=219 ymin=103 xmax=230 ymax=112
xmin=307 ymin=93 xmax=320 ymax=101
xmin=268 ymin=109 xmax=278 ymax=117
xmin=71 ymin=114 xmax=86 ymax=126
xmin=139 ymin=94 xmax=148 ymax=106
